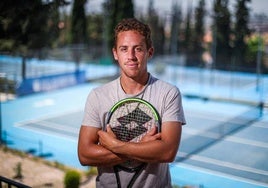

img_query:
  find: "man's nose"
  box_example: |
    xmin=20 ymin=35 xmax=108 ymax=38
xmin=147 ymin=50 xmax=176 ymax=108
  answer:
xmin=128 ymin=49 xmax=137 ymax=60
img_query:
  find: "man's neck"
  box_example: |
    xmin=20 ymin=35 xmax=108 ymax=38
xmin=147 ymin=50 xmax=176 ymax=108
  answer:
xmin=120 ymin=73 xmax=149 ymax=95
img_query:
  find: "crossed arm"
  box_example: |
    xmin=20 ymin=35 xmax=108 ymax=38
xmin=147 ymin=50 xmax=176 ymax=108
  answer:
xmin=78 ymin=121 xmax=182 ymax=167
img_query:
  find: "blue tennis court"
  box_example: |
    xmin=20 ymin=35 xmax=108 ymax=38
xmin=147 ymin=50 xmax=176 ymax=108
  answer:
xmin=1 ymin=56 xmax=268 ymax=188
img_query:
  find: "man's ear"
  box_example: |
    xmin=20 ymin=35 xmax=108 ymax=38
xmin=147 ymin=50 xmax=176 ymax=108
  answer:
xmin=148 ymin=47 xmax=154 ymax=58
xmin=112 ymin=48 xmax=118 ymax=61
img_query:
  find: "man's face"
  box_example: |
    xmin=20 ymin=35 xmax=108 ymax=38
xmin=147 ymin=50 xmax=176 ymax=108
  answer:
xmin=113 ymin=30 xmax=153 ymax=79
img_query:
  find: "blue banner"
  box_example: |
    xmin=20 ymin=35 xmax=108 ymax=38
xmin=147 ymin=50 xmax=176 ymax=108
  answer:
xmin=16 ymin=70 xmax=86 ymax=96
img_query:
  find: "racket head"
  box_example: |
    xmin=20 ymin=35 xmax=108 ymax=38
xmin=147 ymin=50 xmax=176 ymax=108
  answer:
xmin=106 ymin=98 xmax=161 ymax=143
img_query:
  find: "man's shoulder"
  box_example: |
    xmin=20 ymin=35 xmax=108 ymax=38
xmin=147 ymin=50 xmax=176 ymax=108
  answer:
xmin=150 ymin=75 xmax=178 ymax=90
xmin=93 ymin=78 xmax=118 ymax=92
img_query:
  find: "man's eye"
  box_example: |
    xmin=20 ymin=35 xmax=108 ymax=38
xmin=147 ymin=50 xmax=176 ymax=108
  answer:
xmin=120 ymin=48 xmax=127 ymax=52
xmin=135 ymin=47 xmax=142 ymax=52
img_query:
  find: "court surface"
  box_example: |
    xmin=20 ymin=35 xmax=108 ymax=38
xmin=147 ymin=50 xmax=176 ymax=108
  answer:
xmin=1 ymin=59 xmax=268 ymax=188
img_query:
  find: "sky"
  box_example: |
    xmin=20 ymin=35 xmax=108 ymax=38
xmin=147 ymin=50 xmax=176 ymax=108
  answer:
xmin=83 ymin=0 xmax=268 ymax=16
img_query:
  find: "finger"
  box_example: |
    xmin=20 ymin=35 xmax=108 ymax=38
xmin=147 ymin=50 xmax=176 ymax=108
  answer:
xmin=97 ymin=130 xmax=104 ymax=137
xmin=147 ymin=126 xmax=157 ymax=136
xmin=153 ymin=133 xmax=161 ymax=140
xmin=106 ymin=125 xmax=111 ymax=132
xmin=107 ymin=125 xmax=116 ymax=138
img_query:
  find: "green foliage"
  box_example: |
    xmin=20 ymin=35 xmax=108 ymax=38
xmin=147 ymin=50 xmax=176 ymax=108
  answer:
xmin=64 ymin=170 xmax=81 ymax=188
xmin=87 ymin=14 xmax=104 ymax=46
xmin=103 ymin=0 xmax=134 ymax=52
xmin=213 ymin=0 xmax=232 ymax=69
xmin=0 ymin=0 xmax=68 ymax=54
xmin=71 ymin=0 xmax=87 ymax=44
xmin=245 ymin=35 xmax=264 ymax=67
xmin=86 ymin=166 xmax=98 ymax=176
xmin=184 ymin=0 xmax=206 ymax=66
xmin=146 ymin=0 xmax=165 ymax=55
xmin=169 ymin=2 xmax=181 ymax=54
xmin=233 ymin=0 xmax=251 ymax=68
xmin=13 ymin=162 xmax=23 ymax=179
xmin=193 ymin=0 xmax=205 ymax=54
xmin=0 ymin=77 xmax=16 ymax=94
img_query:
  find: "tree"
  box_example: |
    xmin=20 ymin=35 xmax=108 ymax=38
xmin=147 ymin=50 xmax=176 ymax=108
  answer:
xmin=212 ymin=0 xmax=232 ymax=70
xmin=147 ymin=0 xmax=165 ymax=55
xmin=182 ymin=3 xmax=195 ymax=66
xmin=246 ymin=34 xmax=265 ymax=73
xmin=70 ymin=0 xmax=87 ymax=70
xmin=193 ymin=0 xmax=206 ymax=66
xmin=87 ymin=14 xmax=105 ymax=59
xmin=233 ymin=0 xmax=251 ymax=70
xmin=183 ymin=0 xmax=206 ymax=66
xmin=185 ymin=6 xmax=193 ymax=51
xmin=0 ymin=0 xmax=68 ymax=79
xmin=102 ymin=0 xmax=134 ymax=56
xmin=71 ymin=0 xmax=87 ymax=44
xmin=169 ymin=1 xmax=181 ymax=55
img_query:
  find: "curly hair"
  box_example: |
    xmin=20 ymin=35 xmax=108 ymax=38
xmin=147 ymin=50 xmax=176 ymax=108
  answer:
xmin=114 ymin=18 xmax=152 ymax=49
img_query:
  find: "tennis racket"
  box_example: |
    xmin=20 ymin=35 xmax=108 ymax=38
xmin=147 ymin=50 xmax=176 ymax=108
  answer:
xmin=105 ymin=98 xmax=161 ymax=188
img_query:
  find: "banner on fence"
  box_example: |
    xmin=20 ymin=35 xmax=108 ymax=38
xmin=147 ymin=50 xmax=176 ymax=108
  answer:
xmin=16 ymin=70 xmax=86 ymax=95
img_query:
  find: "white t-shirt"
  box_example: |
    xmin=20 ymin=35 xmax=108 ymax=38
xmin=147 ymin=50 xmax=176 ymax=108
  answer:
xmin=82 ymin=74 xmax=186 ymax=188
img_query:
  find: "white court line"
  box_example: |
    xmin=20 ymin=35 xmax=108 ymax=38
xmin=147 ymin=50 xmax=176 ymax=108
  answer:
xmin=183 ymin=127 xmax=268 ymax=149
xmin=16 ymin=121 xmax=79 ymax=136
xmin=241 ymin=81 xmax=261 ymax=90
xmin=178 ymin=152 xmax=268 ymax=177
xmin=16 ymin=121 xmax=79 ymax=140
xmin=185 ymin=109 xmax=256 ymax=125
xmin=183 ymin=127 xmax=220 ymax=139
xmin=225 ymin=135 xmax=268 ymax=149
xmin=15 ymin=109 xmax=82 ymax=139
xmin=252 ymin=122 xmax=268 ymax=129
xmin=186 ymin=110 xmax=234 ymax=122
xmin=29 ymin=121 xmax=79 ymax=133
xmin=15 ymin=108 xmax=83 ymax=126
xmin=171 ymin=162 xmax=268 ymax=187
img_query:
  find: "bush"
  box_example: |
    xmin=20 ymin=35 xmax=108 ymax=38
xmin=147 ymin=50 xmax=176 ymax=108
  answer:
xmin=64 ymin=170 xmax=81 ymax=188
xmin=86 ymin=167 xmax=98 ymax=176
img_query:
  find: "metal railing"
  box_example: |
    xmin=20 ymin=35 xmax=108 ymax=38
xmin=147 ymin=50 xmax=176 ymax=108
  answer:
xmin=0 ymin=176 xmax=31 ymax=188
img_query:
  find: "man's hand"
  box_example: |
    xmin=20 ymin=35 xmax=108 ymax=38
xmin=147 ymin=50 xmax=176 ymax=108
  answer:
xmin=98 ymin=125 xmax=123 ymax=152
xmin=141 ymin=126 xmax=161 ymax=142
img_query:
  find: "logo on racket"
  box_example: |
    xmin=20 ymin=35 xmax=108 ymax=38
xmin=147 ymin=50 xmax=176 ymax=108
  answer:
xmin=112 ymin=107 xmax=152 ymax=142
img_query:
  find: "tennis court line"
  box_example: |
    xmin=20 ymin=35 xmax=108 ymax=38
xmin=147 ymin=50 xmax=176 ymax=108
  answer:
xmin=225 ymin=135 xmax=268 ymax=149
xmin=15 ymin=109 xmax=83 ymax=139
xmin=171 ymin=163 xmax=268 ymax=188
xmin=253 ymin=122 xmax=268 ymax=129
xmin=185 ymin=107 xmax=259 ymax=125
xmin=185 ymin=109 xmax=237 ymax=122
xmin=15 ymin=108 xmax=83 ymax=125
xmin=17 ymin=121 xmax=79 ymax=139
xmin=177 ymin=152 xmax=268 ymax=177
xmin=183 ymin=127 xmax=220 ymax=138
xmin=183 ymin=128 xmax=268 ymax=149
xmin=26 ymin=120 xmax=78 ymax=133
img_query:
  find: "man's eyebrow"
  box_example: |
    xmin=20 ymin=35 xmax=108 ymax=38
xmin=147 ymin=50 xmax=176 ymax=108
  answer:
xmin=118 ymin=44 xmax=144 ymax=48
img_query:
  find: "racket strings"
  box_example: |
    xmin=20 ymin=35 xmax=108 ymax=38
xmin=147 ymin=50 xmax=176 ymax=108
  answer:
xmin=111 ymin=102 xmax=154 ymax=142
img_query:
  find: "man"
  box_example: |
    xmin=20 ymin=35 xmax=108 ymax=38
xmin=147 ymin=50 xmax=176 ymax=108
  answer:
xmin=78 ymin=18 xmax=186 ymax=188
